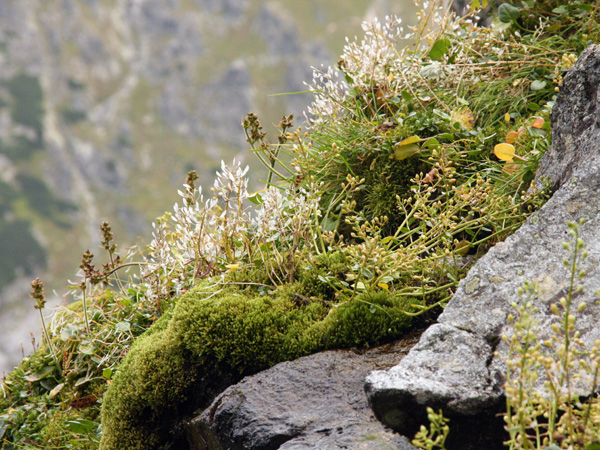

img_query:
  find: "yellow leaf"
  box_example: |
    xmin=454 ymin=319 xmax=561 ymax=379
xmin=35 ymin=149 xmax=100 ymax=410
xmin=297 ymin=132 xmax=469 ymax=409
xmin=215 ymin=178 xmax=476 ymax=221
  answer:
xmin=397 ymin=135 xmax=422 ymax=146
xmin=225 ymin=264 xmax=241 ymax=272
xmin=455 ymin=240 xmax=470 ymax=256
xmin=531 ymin=117 xmax=545 ymax=129
xmin=504 ymin=113 xmax=511 ymax=123
xmin=494 ymin=143 xmax=516 ymax=162
xmin=505 ymin=131 xmax=519 ymax=144
xmin=377 ymin=282 xmax=389 ymax=290
xmin=451 ymin=107 xmax=475 ymax=130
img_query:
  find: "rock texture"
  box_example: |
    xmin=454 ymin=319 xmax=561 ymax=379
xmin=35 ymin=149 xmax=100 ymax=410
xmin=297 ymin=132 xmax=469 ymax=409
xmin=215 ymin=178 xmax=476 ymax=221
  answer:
xmin=365 ymin=44 xmax=600 ymax=449
xmin=186 ymin=333 xmax=423 ymax=450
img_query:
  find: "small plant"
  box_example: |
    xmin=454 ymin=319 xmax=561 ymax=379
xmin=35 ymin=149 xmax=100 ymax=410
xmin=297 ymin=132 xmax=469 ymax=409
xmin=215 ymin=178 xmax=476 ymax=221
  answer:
xmin=29 ymin=278 xmax=60 ymax=369
xmin=412 ymin=407 xmax=450 ymax=450
xmin=503 ymin=220 xmax=600 ymax=450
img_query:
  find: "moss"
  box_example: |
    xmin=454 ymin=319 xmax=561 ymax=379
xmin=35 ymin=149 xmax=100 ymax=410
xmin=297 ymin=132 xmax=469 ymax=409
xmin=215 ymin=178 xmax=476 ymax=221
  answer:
xmin=172 ymin=288 xmax=329 ymax=373
xmin=297 ymin=251 xmax=349 ymax=298
xmin=100 ymin=284 xmax=415 ymax=450
xmin=323 ymin=291 xmax=419 ymax=348
xmin=39 ymin=409 xmax=99 ymax=449
xmin=100 ymin=328 xmax=193 ymax=450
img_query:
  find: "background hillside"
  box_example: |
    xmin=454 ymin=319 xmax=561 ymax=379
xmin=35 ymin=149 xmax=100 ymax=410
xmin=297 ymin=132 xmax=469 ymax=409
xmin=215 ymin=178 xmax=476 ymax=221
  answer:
xmin=0 ymin=0 xmax=416 ymax=373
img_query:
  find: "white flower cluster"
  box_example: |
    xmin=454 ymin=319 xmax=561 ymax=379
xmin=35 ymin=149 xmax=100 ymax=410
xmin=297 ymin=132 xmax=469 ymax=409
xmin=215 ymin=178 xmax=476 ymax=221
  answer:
xmin=305 ymin=15 xmax=405 ymax=125
xmin=141 ymin=160 xmax=321 ymax=304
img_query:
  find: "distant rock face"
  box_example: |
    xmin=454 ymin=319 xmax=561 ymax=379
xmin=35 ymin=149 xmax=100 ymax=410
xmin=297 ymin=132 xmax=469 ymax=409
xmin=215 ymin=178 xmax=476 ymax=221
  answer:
xmin=187 ymin=334 xmax=423 ymax=450
xmin=365 ymin=44 xmax=600 ymax=449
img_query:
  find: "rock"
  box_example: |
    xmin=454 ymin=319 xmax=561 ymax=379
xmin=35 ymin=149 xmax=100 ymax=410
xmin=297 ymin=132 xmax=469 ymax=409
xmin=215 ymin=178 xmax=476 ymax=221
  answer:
xmin=187 ymin=334 xmax=423 ymax=450
xmin=365 ymin=44 xmax=600 ymax=449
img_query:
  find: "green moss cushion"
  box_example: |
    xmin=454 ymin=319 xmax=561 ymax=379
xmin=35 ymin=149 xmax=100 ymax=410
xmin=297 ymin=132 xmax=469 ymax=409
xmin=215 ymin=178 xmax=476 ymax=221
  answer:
xmin=99 ymin=284 xmax=417 ymax=450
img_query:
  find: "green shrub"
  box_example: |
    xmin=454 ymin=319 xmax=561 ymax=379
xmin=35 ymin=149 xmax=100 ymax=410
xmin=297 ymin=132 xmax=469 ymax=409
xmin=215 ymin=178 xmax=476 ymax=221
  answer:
xmin=5 ymin=73 xmax=44 ymax=139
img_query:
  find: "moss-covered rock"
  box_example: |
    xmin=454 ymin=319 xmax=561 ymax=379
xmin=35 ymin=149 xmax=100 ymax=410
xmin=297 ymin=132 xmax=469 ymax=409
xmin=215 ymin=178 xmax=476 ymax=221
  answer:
xmin=99 ymin=284 xmax=417 ymax=450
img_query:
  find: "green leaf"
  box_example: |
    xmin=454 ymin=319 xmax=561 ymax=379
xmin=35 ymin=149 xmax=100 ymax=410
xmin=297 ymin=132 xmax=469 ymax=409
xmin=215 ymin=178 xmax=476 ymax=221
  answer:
xmin=423 ymin=137 xmax=440 ymax=148
xmin=498 ymin=3 xmax=520 ymax=23
xmin=0 ymin=418 xmax=7 ymax=440
xmin=115 ymin=321 xmax=131 ymax=334
xmin=400 ymin=90 xmax=413 ymax=101
xmin=349 ymin=87 xmax=361 ymax=97
xmin=60 ymin=323 xmax=82 ymax=340
xmin=103 ymin=368 xmax=113 ymax=380
xmin=429 ymin=39 xmax=451 ymax=61
xmin=75 ymin=376 xmax=91 ymax=387
xmin=394 ymin=144 xmax=420 ymax=160
xmin=397 ymin=135 xmax=422 ymax=146
xmin=66 ymin=419 xmax=97 ymax=434
xmin=49 ymin=382 xmax=65 ymax=399
xmin=530 ymin=80 xmax=547 ymax=91
xmin=248 ymin=192 xmax=263 ymax=205
xmin=24 ymin=365 xmax=55 ymax=382
xmin=527 ymin=102 xmax=541 ymax=111
xmin=79 ymin=342 xmax=95 ymax=355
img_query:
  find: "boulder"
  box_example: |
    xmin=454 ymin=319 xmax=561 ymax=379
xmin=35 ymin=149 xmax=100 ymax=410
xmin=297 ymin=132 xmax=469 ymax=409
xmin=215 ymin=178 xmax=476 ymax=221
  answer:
xmin=186 ymin=333 xmax=422 ymax=450
xmin=365 ymin=44 xmax=600 ymax=449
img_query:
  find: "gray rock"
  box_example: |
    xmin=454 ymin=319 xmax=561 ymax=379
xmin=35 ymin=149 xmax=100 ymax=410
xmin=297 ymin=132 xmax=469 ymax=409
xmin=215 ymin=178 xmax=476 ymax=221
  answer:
xmin=365 ymin=44 xmax=600 ymax=446
xmin=187 ymin=335 xmax=422 ymax=450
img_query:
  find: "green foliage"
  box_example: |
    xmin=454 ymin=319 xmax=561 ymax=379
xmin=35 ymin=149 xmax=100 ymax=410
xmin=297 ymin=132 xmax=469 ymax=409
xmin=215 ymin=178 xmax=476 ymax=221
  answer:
xmin=100 ymin=328 xmax=192 ymax=450
xmin=0 ymin=289 xmax=160 ymax=449
xmin=171 ymin=286 xmax=329 ymax=372
xmin=4 ymin=73 xmax=44 ymax=140
xmin=412 ymin=407 xmax=450 ymax=450
xmin=0 ymin=219 xmax=47 ymax=289
xmin=61 ymin=107 xmax=88 ymax=124
xmin=17 ymin=173 xmax=77 ymax=226
xmin=0 ymin=135 xmax=42 ymax=161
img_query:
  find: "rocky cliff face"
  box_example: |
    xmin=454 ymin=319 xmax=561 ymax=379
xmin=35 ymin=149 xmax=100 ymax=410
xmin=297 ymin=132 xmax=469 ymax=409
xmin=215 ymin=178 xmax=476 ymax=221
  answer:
xmin=365 ymin=44 xmax=600 ymax=450
xmin=0 ymin=0 xmax=416 ymax=373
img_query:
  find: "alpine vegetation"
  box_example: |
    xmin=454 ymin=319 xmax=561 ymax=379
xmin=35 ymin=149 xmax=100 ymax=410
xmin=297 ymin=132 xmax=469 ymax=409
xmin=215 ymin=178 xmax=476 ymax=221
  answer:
xmin=2 ymin=0 xmax=597 ymax=449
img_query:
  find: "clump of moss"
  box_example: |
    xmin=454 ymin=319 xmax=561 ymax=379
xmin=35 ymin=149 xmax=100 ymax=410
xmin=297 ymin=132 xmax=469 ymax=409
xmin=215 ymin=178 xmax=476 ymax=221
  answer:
xmin=99 ymin=283 xmax=417 ymax=450
xmin=100 ymin=327 xmax=193 ymax=450
xmin=324 ymin=291 xmax=420 ymax=348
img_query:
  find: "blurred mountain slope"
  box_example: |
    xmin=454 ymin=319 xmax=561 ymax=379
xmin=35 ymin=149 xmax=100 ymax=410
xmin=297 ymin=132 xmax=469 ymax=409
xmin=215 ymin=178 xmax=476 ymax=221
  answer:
xmin=0 ymin=0 xmax=415 ymax=372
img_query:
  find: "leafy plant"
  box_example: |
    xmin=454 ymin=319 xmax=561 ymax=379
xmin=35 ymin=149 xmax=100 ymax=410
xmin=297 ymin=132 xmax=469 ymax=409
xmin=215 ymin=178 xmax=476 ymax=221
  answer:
xmin=412 ymin=407 xmax=450 ymax=450
xmin=503 ymin=220 xmax=600 ymax=450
